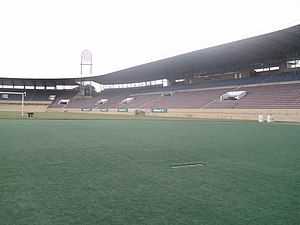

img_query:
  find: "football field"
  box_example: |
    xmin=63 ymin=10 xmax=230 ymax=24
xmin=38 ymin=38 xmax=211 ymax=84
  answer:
xmin=0 ymin=118 xmax=299 ymax=225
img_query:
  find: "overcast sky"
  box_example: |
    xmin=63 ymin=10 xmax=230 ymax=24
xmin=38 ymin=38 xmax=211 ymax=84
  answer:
xmin=0 ymin=0 xmax=300 ymax=79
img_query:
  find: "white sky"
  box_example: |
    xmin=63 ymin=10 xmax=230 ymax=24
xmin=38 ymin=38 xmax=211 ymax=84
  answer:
xmin=0 ymin=0 xmax=300 ymax=79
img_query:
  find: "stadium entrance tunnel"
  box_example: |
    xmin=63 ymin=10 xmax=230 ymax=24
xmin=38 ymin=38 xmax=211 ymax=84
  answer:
xmin=170 ymin=162 xmax=206 ymax=169
xmin=220 ymin=91 xmax=246 ymax=101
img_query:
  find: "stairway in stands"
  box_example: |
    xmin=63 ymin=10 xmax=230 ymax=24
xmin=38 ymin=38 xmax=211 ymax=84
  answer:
xmin=137 ymin=94 xmax=163 ymax=109
xmin=201 ymin=86 xmax=241 ymax=109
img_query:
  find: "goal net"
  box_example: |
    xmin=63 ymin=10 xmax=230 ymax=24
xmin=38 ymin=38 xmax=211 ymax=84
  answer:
xmin=0 ymin=91 xmax=26 ymax=116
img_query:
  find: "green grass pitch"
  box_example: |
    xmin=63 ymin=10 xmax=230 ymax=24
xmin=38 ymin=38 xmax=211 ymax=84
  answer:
xmin=0 ymin=118 xmax=299 ymax=225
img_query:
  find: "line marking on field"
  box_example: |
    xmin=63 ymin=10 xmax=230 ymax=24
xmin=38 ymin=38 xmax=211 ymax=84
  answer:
xmin=170 ymin=162 xmax=206 ymax=169
xmin=41 ymin=162 xmax=64 ymax=165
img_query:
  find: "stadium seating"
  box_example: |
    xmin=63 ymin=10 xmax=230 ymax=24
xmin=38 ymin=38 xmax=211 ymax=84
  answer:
xmin=266 ymin=71 xmax=300 ymax=83
xmin=49 ymin=90 xmax=79 ymax=108
xmin=144 ymin=88 xmax=231 ymax=109
xmin=207 ymin=83 xmax=300 ymax=109
xmin=2 ymin=71 xmax=300 ymax=110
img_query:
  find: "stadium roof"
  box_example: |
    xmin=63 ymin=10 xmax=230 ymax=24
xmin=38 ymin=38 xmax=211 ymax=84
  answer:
xmin=1 ymin=24 xmax=300 ymax=87
xmin=0 ymin=77 xmax=78 ymax=87
xmin=90 ymin=24 xmax=300 ymax=84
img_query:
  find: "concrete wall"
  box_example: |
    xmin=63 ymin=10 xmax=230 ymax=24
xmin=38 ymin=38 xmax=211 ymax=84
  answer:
xmin=48 ymin=107 xmax=300 ymax=123
xmin=146 ymin=108 xmax=300 ymax=122
xmin=0 ymin=101 xmax=50 ymax=112
xmin=3 ymin=103 xmax=300 ymax=122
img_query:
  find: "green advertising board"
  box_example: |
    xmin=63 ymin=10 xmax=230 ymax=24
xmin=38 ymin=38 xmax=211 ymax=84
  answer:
xmin=100 ymin=108 xmax=108 ymax=112
xmin=81 ymin=108 xmax=92 ymax=111
xmin=118 ymin=108 xmax=128 ymax=112
xmin=151 ymin=108 xmax=168 ymax=113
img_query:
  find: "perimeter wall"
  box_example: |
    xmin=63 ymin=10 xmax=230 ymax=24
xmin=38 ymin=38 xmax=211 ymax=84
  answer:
xmin=147 ymin=108 xmax=300 ymax=123
xmin=0 ymin=101 xmax=50 ymax=112
xmin=2 ymin=102 xmax=300 ymax=122
xmin=48 ymin=108 xmax=300 ymax=122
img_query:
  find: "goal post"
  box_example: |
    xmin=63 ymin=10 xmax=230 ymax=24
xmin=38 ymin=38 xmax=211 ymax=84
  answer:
xmin=0 ymin=92 xmax=26 ymax=116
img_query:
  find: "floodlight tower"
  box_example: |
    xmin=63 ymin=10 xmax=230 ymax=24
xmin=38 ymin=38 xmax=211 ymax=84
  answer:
xmin=80 ymin=50 xmax=93 ymax=96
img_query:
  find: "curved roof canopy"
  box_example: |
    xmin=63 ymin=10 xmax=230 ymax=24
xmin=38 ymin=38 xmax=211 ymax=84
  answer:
xmin=0 ymin=77 xmax=78 ymax=87
xmin=90 ymin=24 xmax=300 ymax=84
xmin=1 ymin=24 xmax=300 ymax=87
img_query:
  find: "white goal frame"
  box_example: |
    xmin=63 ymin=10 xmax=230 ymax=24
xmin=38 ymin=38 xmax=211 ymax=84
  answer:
xmin=0 ymin=92 xmax=26 ymax=116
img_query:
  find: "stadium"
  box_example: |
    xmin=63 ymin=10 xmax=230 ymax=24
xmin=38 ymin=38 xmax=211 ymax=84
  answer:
xmin=1 ymin=24 xmax=300 ymax=122
xmin=1 ymin=22 xmax=300 ymax=224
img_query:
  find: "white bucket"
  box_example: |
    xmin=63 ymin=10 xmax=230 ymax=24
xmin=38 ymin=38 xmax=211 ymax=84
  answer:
xmin=267 ymin=115 xmax=274 ymax=123
xmin=258 ymin=115 xmax=264 ymax=123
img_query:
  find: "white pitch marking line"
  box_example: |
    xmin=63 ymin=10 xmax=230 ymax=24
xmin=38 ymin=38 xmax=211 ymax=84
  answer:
xmin=171 ymin=163 xmax=206 ymax=169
